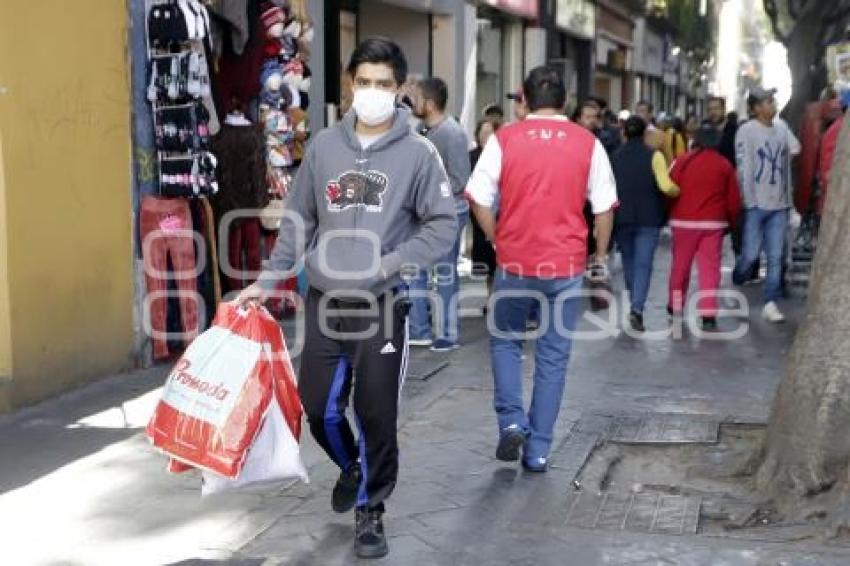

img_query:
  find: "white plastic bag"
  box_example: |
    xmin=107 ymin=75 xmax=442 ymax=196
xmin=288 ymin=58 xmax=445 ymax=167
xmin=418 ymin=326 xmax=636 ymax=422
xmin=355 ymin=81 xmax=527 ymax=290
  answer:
xmin=202 ymin=398 xmax=309 ymax=496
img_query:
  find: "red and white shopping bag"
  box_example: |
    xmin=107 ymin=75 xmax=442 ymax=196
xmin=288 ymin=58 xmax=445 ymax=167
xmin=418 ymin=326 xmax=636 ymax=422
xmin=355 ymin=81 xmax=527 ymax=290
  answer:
xmin=146 ymin=302 xmax=305 ymax=483
xmin=201 ymin=390 xmax=307 ymax=496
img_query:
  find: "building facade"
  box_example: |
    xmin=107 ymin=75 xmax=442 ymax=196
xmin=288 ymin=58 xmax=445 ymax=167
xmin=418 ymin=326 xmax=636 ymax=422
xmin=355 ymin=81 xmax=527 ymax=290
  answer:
xmin=632 ymin=16 xmax=665 ymax=111
xmin=543 ymin=0 xmax=596 ymax=106
xmin=593 ymin=0 xmax=635 ymax=112
xmin=0 ymin=1 xmax=135 ymax=412
xmin=473 ymin=0 xmax=543 ymax=122
xmin=322 ymin=0 xmax=475 ymax=126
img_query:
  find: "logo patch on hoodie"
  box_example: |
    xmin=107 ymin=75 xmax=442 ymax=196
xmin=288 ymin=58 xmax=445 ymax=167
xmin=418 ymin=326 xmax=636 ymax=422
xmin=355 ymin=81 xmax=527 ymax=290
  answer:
xmin=326 ymin=170 xmax=389 ymax=212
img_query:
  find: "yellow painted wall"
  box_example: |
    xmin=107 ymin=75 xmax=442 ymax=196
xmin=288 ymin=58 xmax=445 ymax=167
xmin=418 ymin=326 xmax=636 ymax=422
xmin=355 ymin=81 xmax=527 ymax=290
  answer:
xmin=0 ymin=131 xmax=12 ymax=414
xmin=0 ymin=1 xmax=134 ymax=411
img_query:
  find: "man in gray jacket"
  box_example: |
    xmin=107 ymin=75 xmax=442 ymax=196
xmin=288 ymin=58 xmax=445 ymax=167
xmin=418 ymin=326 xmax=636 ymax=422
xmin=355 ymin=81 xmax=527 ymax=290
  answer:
xmin=408 ymin=77 xmax=472 ymax=351
xmin=238 ymin=38 xmax=456 ymax=559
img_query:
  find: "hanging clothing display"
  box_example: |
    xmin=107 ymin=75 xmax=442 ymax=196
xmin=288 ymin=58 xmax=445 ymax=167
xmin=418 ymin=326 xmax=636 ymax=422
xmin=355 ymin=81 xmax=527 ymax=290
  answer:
xmin=140 ymin=196 xmax=200 ymax=360
xmin=146 ymin=0 xmax=219 ymax=196
xmin=209 ymin=120 xmax=267 ymax=212
xmin=140 ymin=0 xmax=221 ymax=361
xmin=206 ymin=0 xmax=251 ymax=56
xmin=210 ymin=117 xmax=268 ymax=292
xmin=214 ymin=14 xmax=266 ymax=116
xmin=253 ymin=0 xmax=313 ymax=315
xmin=136 ymin=0 xmax=314 ymax=347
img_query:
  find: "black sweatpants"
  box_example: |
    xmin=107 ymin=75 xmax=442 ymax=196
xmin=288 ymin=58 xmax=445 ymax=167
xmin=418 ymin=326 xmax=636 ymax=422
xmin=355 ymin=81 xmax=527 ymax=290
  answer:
xmin=299 ymin=287 xmax=409 ymax=510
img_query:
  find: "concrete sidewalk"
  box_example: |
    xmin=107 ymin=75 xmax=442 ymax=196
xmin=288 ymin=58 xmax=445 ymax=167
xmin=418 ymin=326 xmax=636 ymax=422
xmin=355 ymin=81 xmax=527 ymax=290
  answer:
xmin=2 ymin=241 xmax=848 ymax=565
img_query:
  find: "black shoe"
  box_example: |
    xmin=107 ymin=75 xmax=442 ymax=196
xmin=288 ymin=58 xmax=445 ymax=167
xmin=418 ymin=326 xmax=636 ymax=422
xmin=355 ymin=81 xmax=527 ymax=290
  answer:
xmin=629 ymin=310 xmax=645 ymax=332
xmin=355 ymin=506 xmax=389 ymax=559
xmin=332 ymin=463 xmax=361 ymax=514
xmin=496 ymin=425 xmax=526 ymax=461
xmin=701 ymin=316 xmax=718 ymax=332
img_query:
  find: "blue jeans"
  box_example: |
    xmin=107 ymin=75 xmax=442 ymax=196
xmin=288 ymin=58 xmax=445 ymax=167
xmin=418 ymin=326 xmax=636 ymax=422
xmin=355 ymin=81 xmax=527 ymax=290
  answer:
xmin=733 ymin=208 xmax=788 ymax=303
xmin=614 ymin=225 xmax=661 ymax=314
xmin=409 ymin=209 xmax=468 ymax=342
xmin=490 ymin=270 xmax=583 ymax=461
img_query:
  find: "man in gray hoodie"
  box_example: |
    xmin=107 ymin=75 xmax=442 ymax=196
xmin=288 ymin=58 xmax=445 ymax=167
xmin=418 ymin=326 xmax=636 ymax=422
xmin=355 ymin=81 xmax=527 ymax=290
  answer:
xmin=238 ymin=38 xmax=456 ymax=559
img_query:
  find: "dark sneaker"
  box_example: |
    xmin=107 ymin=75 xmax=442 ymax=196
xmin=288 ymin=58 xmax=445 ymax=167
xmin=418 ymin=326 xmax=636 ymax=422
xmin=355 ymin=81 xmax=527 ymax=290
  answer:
xmin=332 ymin=464 xmax=361 ymax=514
xmin=355 ymin=506 xmax=388 ymax=559
xmin=700 ymin=316 xmax=718 ymax=331
xmin=496 ymin=424 xmax=526 ymax=461
xmin=522 ymin=456 xmax=548 ymax=473
xmin=628 ymin=310 xmax=645 ymax=332
xmin=430 ymin=338 xmax=459 ymax=352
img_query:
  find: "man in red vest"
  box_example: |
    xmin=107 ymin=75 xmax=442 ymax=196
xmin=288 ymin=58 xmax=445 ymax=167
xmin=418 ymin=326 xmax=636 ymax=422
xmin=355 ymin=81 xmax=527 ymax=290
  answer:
xmin=466 ymin=66 xmax=617 ymax=472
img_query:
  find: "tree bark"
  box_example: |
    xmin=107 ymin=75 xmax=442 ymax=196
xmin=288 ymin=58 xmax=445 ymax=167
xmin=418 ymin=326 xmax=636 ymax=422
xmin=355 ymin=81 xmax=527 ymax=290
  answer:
xmin=778 ymin=8 xmax=829 ymax=132
xmin=756 ymin=111 xmax=850 ymax=506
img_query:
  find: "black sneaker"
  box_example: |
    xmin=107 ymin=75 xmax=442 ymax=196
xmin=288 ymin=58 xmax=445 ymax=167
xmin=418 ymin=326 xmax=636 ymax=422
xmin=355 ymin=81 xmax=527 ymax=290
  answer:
xmin=332 ymin=463 xmax=361 ymax=514
xmin=701 ymin=316 xmax=718 ymax=332
xmin=355 ymin=506 xmax=388 ymax=559
xmin=629 ymin=310 xmax=645 ymax=332
xmin=496 ymin=425 xmax=526 ymax=461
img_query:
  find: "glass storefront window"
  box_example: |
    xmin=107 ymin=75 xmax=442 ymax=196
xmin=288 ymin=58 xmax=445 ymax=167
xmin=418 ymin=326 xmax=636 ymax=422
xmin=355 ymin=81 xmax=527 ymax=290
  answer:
xmin=476 ymin=17 xmax=503 ymax=118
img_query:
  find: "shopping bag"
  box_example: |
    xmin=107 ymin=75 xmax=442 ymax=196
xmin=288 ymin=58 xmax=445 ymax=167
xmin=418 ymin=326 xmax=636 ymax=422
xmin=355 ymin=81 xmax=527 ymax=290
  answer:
xmin=146 ymin=302 xmax=300 ymax=479
xmin=201 ymin=395 xmax=308 ymax=496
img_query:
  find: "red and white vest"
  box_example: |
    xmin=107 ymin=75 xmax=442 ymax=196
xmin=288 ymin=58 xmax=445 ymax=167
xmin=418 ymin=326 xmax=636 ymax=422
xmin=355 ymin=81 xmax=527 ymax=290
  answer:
xmin=495 ymin=118 xmax=596 ymax=278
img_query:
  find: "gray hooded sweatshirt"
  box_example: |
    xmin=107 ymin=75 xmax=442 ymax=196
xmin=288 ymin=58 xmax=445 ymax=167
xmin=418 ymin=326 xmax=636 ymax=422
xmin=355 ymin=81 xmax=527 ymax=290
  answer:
xmin=257 ymin=108 xmax=458 ymax=298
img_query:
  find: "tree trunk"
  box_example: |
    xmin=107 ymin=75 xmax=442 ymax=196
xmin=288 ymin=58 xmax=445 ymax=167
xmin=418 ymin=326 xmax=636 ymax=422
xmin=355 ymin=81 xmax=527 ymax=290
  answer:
xmin=756 ymin=111 xmax=850 ymax=506
xmin=780 ymin=16 xmax=825 ymax=132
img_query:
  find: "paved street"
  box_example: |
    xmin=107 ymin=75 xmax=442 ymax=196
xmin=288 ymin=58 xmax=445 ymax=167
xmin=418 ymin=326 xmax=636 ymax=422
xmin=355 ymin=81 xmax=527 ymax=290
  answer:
xmin=2 ymin=240 xmax=850 ymax=565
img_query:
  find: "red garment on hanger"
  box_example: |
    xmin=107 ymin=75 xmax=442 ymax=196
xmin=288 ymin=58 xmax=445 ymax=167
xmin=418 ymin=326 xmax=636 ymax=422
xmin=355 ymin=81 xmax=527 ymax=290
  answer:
xmin=227 ymin=218 xmax=263 ymax=292
xmin=140 ymin=196 xmax=201 ymax=360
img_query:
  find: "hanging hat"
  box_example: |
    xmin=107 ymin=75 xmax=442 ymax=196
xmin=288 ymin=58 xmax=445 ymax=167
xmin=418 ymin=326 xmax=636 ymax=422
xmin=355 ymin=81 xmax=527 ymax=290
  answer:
xmin=279 ymin=83 xmax=294 ymax=109
xmin=283 ymin=19 xmax=302 ymax=39
xmin=282 ymin=59 xmax=304 ymax=89
xmin=280 ymin=35 xmax=299 ymax=62
xmin=264 ymin=38 xmax=282 ymax=59
xmin=299 ymin=62 xmax=312 ymax=92
xmin=261 ymin=5 xmax=286 ymax=31
xmin=260 ymin=60 xmax=284 ymax=90
xmin=283 ymin=85 xmax=304 ymax=108
xmin=300 ymin=22 xmax=315 ymax=44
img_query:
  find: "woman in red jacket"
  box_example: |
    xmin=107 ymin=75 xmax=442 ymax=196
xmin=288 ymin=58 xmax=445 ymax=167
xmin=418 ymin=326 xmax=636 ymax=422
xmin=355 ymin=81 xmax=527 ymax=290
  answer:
xmin=668 ymin=121 xmax=742 ymax=330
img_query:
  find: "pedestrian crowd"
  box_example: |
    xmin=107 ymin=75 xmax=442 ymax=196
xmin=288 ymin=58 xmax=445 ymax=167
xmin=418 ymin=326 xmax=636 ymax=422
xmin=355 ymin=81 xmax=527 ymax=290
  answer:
xmin=234 ymin=37 xmax=824 ymax=559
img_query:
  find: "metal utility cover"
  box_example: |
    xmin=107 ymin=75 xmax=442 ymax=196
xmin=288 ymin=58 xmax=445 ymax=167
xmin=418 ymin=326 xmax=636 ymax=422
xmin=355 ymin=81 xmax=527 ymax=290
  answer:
xmin=565 ymin=492 xmax=702 ymax=535
xmin=606 ymin=414 xmax=719 ymax=444
xmin=549 ymin=421 xmax=605 ymax=482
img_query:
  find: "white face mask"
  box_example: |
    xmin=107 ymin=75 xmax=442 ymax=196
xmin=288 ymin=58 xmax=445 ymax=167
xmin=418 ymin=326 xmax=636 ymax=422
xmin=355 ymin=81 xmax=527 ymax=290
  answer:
xmin=352 ymin=88 xmax=397 ymax=126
